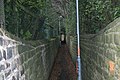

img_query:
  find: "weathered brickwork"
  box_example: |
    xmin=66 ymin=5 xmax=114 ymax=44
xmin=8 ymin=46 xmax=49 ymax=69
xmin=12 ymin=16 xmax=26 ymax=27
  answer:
xmin=81 ymin=17 xmax=120 ymax=80
xmin=0 ymin=29 xmax=59 ymax=80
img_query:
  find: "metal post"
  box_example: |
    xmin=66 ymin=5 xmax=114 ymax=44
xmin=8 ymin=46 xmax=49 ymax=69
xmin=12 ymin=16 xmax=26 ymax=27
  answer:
xmin=59 ymin=16 xmax=61 ymax=34
xmin=76 ymin=0 xmax=82 ymax=80
xmin=59 ymin=16 xmax=62 ymax=47
xmin=59 ymin=16 xmax=62 ymax=34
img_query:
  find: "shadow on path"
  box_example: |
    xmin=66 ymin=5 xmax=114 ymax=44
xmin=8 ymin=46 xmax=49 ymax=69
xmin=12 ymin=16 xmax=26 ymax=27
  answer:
xmin=49 ymin=44 xmax=77 ymax=80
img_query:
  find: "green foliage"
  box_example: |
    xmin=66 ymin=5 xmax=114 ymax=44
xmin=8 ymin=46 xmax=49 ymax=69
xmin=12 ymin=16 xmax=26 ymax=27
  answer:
xmin=5 ymin=0 xmax=119 ymax=39
xmin=23 ymin=30 xmax=32 ymax=40
xmin=65 ymin=2 xmax=76 ymax=36
xmin=65 ymin=0 xmax=120 ymax=35
xmin=3 ymin=0 xmax=56 ymax=40
xmin=4 ymin=0 xmax=59 ymax=40
xmin=79 ymin=0 xmax=120 ymax=33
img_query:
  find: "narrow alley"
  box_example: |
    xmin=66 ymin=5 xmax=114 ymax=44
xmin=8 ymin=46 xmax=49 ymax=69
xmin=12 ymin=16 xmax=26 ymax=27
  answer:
xmin=49 ymin=44 xmax=77 ymax=80
xmin=0 ymin=0 xmax=120 ymax=80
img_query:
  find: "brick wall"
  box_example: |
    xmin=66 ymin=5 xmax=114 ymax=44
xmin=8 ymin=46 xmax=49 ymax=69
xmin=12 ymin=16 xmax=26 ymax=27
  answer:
xmin=0 ymin=28 xmax=59 ymax=80
xmin=81 ymin=17 xmax=120 ymax=80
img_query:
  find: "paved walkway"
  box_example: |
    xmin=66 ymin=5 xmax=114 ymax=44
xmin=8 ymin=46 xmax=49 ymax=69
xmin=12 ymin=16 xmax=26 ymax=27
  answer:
xmin=49 ymin=44 xmax=77 ymax=80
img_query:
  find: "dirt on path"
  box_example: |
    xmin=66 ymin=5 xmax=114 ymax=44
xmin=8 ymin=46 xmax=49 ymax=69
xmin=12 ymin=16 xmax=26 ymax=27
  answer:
xmin=49 ymin=44 xmax=77 ymax=80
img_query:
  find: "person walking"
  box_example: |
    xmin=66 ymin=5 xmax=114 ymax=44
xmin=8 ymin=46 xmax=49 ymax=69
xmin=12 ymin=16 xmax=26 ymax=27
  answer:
xmin=60 ymin=33 xmax=66 ymax=45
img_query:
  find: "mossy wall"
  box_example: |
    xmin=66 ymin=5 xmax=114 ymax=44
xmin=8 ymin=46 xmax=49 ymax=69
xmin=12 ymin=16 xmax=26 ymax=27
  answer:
xmin=0 ymin=28 xmax=59 ymax=80
xmin=81 ymin=17 xmax=120 ymax=80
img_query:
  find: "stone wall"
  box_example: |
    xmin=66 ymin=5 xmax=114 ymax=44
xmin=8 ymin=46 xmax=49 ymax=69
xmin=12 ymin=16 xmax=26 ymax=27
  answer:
xmin=81 ymin=17 xmax=120 ymax=80
xmin=68 ymin=36 xmax=77 ymax=64
xmin=0 ymin=28 xmax=59 ymax=80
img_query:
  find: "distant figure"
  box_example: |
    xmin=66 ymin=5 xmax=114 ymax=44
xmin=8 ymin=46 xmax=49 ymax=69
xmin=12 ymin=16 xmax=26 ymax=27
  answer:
xmin=60 ymin=33 xmax=66 ymax=45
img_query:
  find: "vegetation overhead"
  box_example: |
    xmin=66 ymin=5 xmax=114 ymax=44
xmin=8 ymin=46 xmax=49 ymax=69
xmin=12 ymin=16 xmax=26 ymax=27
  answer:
xmin=0 ymin=0 xmax=120 ymax=40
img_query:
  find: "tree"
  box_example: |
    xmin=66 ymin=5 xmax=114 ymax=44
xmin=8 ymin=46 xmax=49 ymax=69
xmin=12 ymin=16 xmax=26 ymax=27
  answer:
xmin=4 ymin=0 xmax=59 ymax=40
